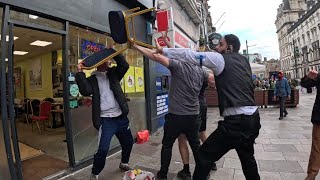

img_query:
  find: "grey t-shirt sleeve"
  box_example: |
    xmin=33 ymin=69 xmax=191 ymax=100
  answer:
xmin=163 ymin=48 xmax=225 ymax=76
xmin=168 ymin=59 xmax=181 ymax=72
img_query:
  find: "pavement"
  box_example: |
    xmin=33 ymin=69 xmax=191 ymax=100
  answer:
xmin=59 ymin=92 xmax=318 ymax=180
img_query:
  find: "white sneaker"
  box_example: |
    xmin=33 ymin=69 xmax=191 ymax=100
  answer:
xmin=90 ymin=174 xmax=98 ymax=180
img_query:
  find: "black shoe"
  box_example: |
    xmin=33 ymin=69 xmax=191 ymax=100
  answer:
xmin=156 ymin=171 xmax=167 ymax=180
xmin=177 ymin=169 xmax=191 ymax=180
xmin=211 ymin=162 xmax=217 ymax=171
xmin=279 ymin=117 xmax=283 ymax=120
xmin=284 ymin=112 xmax=288 ymax=117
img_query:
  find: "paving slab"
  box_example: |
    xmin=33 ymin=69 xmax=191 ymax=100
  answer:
xmin=57 ymin=93 xmax=317 ymax=180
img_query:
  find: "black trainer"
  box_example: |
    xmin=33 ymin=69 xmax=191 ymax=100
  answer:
xmin=177 ymin=169 xmax=191 ymax=180
xmin=284 ymin=112 xmax=288 ymax=117
xmin=156 ymin=171 xmax=167 ymax=180
xmin=279 ymin=117 xmax=283 ymax=120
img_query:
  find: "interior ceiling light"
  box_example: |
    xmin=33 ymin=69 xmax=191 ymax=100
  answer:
xmin=29 ymin=14 xmax=39 ymax=19
xmin=30 ymin=40 xmax=52 ymax=47
xmin=5 ymin=58 xmax=8 ymax=61
xmin=14 ymin=51 xmax=28 ymax=55
xmin=0 ymin=35 xmax=19 ymax=41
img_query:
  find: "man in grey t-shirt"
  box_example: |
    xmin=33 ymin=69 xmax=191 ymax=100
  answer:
xmin=131 ymin=42 xmax=213 ymax=180
xmin=168 ymin=59 xmax=207 ymax=115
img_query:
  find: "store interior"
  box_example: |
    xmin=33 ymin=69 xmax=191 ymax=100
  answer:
xmin=0 ymin=8 xmax=148 ymax=179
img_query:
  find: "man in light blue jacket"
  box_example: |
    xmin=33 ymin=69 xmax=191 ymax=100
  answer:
xmin=273 ymin=71 xmax=291 ymax=120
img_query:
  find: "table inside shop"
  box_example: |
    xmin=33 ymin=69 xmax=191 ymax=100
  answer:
xmin=51 ymin=102 xmax=64 ymax=128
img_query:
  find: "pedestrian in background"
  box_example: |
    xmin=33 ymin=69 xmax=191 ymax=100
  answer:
xmin=273 ymin=71 xmax=291 ymax=120
xmin=301 ymin=70 xmax=320 ymax=180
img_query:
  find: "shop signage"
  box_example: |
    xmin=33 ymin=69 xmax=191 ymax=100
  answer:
xmin=174 ymin=32 xmax=189 ymax=48
xmin=156 ymin=10 xmax=169 ymax=32
xmin=80 ymin=39 xmax=105 ymax=59
xmin=157 ymin=36 xmax=171 ymax=47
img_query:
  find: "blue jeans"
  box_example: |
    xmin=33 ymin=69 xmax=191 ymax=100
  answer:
xmin=92 ymin=116 xmax=133 ymax=175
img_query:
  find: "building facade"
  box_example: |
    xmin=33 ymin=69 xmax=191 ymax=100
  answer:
xmin=287 ymin=1 xmax=320 ymax=78
xmin=275 ymin=0 xmax=320 ymax=79
xmin=264 ymin=59 xmax=281 ymax=78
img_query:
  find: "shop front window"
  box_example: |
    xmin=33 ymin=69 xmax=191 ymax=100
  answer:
xmin=69 ymin=25 xmax=147 ymax=163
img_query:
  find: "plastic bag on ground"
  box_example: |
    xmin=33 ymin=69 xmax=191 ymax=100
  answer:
xmin=123 ymin=169 xmax=155 ymax=180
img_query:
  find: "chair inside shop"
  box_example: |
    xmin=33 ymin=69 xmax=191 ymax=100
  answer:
xmin=31 ymin=101 xmax=52 ymax=134
xmin=81 ymin=7 xmax=156 ymax=70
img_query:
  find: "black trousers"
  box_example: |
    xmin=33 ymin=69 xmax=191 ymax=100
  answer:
xmin=193 ymin=110 xmax=261 ymax=180
xmin=159 ymin=113 xmax=201 ymax=177
xmin=199 ymin=106 xmax=207 ymax=132
xmin=279 ymin=97 xmax=288 ymax=118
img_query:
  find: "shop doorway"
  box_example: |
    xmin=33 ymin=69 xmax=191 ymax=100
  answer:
xmin=10 ymin=26 xmax=68 ymax=180
xmin=1 ymin=8 xmax=72 ymax=179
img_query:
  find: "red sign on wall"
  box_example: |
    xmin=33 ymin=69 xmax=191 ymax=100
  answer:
xmin=157 ymin=37 xmax=171 ymax=47
xmin=156 ymin=10 xmax=169 ymax=32
xmin=175 ymin=32 xmax=189 ymax=48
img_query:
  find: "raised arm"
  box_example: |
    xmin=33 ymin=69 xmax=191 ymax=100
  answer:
xmin=131 ymin=42 xmax=169 ymax=67
xmin=112 ymin=50 xmax=129 ymax=79
xmin=162 ymin=48 xmax=224 ymax=76
xmin=76 ymin=63 xmax=93 ymax=96
xmin=162 ymin=30 xmax=173 ymax=48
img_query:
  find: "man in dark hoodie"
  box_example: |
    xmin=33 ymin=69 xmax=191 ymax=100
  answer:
xmin=301 ymin=70 xmax=320 ymax=180
xmin=76 ymin=48 xmax=133 ymax=180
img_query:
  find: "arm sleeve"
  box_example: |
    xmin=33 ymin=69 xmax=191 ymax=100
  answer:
xmin=301 ymin=75 xmax=318 ymax=88
xmin=167 ymin=59 xmax=180 ymax=72
xmin=113 ymin=51 xmax=129 ymax=79
xmin=75 ymin=72 xmax=93 ymax=96
xmin=286 ymin=80 xmax=291 ymax=96
xmin=163 ymin=48 xmax=225 ymax=76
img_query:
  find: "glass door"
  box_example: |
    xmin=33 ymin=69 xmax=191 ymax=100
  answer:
xmin=3 ymin=6 xmax=72 ymax=180
xmin=1 ymin=6 xmax=17 ymax=180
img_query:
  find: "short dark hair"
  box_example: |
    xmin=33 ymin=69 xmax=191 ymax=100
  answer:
xmin=224 ymin=34 xmax=241 ymax=53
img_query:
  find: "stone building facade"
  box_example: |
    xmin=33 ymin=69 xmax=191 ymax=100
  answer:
xmin=156 ymin=0 xmax=214 ymax=49
xmin=275 ymin=0 xmax=320 ymax=79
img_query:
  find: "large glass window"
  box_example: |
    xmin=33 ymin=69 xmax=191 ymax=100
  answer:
xmin=69 ymin=25 xmax=147 ymax=163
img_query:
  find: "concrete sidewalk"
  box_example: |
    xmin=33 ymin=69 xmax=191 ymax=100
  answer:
xmin=59 ymin=92 xmax=319 ymax=180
